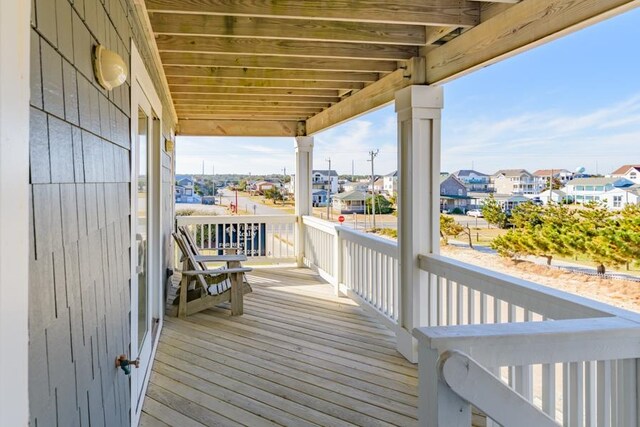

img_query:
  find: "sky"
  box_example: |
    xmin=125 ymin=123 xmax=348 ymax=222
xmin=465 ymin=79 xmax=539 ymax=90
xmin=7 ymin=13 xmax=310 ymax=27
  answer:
xmin=176 ymin=8 xmax=640 ymax=177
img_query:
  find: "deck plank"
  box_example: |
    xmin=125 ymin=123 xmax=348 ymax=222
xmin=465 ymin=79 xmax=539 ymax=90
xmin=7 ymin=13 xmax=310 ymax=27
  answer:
xmin=144 ymin=268 xmax=419 ymax=426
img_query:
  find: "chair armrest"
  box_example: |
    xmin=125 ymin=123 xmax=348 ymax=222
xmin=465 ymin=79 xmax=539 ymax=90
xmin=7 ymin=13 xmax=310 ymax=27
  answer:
xmin=194 ymin=254 xmax=248 ymax=263
xmin=181 ymin=267 xmax=253 ymax=276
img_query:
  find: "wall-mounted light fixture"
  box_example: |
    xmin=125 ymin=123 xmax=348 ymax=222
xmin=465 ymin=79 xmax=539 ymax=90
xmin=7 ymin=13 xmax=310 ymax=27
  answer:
xmin=93 ymin=45 xmax=127 ymax=90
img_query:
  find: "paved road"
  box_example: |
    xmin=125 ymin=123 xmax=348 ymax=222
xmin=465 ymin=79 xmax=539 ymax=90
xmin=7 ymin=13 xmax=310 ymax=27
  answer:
xmin=219 ymin=189 xmax=285 ymax=215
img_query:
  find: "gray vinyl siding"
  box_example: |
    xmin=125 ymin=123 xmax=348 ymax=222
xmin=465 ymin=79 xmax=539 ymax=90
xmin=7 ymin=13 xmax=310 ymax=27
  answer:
xmin=29 ymin=0 xmax=175 ymax=425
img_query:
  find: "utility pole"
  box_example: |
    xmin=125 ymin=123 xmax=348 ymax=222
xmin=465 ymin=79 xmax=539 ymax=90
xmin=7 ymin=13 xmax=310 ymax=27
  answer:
xmin=326 ymin=158 xmax=332 ymax=220
xmin=368 ymin=149 xmax=379 ymax=229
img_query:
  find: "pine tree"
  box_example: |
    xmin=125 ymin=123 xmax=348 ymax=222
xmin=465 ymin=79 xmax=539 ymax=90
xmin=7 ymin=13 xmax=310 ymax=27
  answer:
xmin=440 ymin=215 xmax=464 ymax=245
xmin=481 ymin=194 xmax=507 ymax=228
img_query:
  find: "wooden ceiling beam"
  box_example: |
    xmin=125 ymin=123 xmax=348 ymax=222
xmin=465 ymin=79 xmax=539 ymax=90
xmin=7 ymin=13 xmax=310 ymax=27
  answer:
xmin=156 ymin=35 xmax=418 ymax=61
xmin=166 ymin=76 xmax=364 ymax=90
xmin=175 ymin=105 xmax=323 ymax=113
xmin=169 ymin=86 xmax=340 ymax=97
xmin=160 ymin=52 xmax=400 ymax=73
xmin=145 ymin=0 xmax=479 ymax=27
xmin=426 ymin=0 xmax=640 ymax=84
xmin=179 ymin=113 xmax=311 ymax=121
xmin=171 ymin=93 xmax=340 ymax=103
xmin=178 ymin=119 xmax=301 ymax=137
xmin=149 ymin=13 xmax=427 ymax=46
xmin=306 ymin=57 xmax=426 ymax=135
xmin=162 ymin=66 xmax=380 ymax=82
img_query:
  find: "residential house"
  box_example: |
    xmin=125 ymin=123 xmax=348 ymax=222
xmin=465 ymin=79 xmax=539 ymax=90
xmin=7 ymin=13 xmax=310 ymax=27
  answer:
xmin=452 ymin=169 xmax=492 ymax=192
xmin=602 ymin=186 xmax=640 ymax=210
xmin=564 ymin=177 xmax=634 ymax=204
xmin=610 ymin=164 xmax=640 ymax=184
xmin=312 ymin=189 xmax=329 ymax=207
xmin=254 ymin=180 xmax=275 ymax=194
xmin=533 ymin=169 xmax=574 ymax=188
xmin=440 ymin=173 xmax=469 ymax=212
xmin=491 ymin=169 xmax=539 ymax=195
xmin=312 ymin=169 xmax=339 ymax=193
xmin=343 ymin=180 xmax=369 ymax=193
xmin=6 ymin=1 xmax=638 ymax=426
xmin=538 ymin=189 xmax=569 ymax=205
xmin=383 ymin=171 xmax=398 ymax=195
xmin=175 ymin=177 xmax=201 ymax=203
xmin=332 ymin=190 xmax=366 ymax=214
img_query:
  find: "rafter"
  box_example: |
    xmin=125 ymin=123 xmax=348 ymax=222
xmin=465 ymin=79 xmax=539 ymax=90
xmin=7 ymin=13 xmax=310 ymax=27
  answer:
xmin=162 ymin=66 xmax=380 ymax=82
xmin=178 ymin=113 xmax=311 ymax=121
xmin=155 ymin=35 xmax=418 ymax=61
xmin=176 ymin=105 xmax=324 ymax=113
xmin=145 ymin=0 xmax=479 ymax=27
xmin=169 ymin=86 xmax=340 ymax=97
xmin=160 ymin=52 xmax=400 ymax=73
xmin=149 ymin=13 xmax=427 ymax=46
xmin=178 ymin=119 xmax=300 ymax=137
xmin=166 ymin=76 xmax=364 ymax=90
xmin=171 ymin=93 xmax=340 ymax=104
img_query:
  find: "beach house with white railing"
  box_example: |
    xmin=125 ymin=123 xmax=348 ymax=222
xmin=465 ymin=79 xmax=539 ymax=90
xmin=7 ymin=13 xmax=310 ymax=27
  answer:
xmin=4 ymin=1 xmax=640 ymax=426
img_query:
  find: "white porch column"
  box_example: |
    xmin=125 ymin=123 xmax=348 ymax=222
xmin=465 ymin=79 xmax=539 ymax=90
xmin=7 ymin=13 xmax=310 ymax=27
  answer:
xmin=294 ymin=136 xmax=314 ymax=266
xmin=0 ymin=0 xmax=30 ymax=425
xmin=395 ymin=85 xmax=443 ymax=362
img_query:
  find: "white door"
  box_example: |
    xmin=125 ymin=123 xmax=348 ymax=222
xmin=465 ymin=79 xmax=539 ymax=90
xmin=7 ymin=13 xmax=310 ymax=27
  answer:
xmin=130 ymin=42 xmax=163 ymax=425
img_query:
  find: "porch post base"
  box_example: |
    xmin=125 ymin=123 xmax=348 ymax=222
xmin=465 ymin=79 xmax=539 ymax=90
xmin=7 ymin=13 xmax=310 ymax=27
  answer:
xmin=396 ymin=327 xmax=419 ymax=363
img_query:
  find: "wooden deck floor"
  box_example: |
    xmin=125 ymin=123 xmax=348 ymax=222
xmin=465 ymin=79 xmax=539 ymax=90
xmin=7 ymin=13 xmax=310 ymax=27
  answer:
xmin=140 ymin=267 xmax=418 ymax=427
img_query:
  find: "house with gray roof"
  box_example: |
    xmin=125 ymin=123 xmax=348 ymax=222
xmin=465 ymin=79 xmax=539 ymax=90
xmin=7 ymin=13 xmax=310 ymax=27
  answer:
xmin=440 ymin=174 xmax=470 ymax=212
xmin=564 ymin=177 xmax=634 ymax=204
xmin=452 ymin=169 xmax=491 ymax=192
xmin=332 ymin=190 xmax=366 ymax=214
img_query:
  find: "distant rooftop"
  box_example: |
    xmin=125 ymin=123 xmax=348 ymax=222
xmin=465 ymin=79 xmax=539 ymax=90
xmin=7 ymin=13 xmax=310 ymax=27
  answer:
xmin=493 ymin=169 xmax=532 ymax=177
xmin=566 ymin=177 xmax=631 ymax=186
xmin=313 ymin=170 xmax=339 ymax=177
xmin=452 ymin=169 xmax=489 ymax=177
xmin=611 ymin=164 xmax=640 ymax=175
xmin=533 ymin=169 xmax=571 ymax=176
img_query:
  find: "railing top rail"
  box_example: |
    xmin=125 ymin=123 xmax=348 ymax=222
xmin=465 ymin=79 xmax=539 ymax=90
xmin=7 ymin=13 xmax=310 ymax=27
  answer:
xmin=339 ymin=227 xmax=398 ymax=258
xmin=418 ymin=253 xmax=640 ymax=321
xmin=302 ymin=215 xmax=338 ymax=236
xmin=177 ymin=214 xmax=297 ymax=225
xmin=414 ymin=316 xmax=640 ymax=367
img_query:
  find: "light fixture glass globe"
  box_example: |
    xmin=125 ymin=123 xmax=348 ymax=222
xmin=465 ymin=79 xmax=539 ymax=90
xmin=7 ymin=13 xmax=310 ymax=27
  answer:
xmin=93 ymin=45 xmax=128 ymax=90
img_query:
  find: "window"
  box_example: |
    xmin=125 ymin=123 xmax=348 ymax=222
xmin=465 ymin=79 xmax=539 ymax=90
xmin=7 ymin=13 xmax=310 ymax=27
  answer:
xmin=576 ymin=186 xmax=584 ymax=191
xmin=576 ymin=195 xmax=584 ymax=200
xmin=585 ymin=186 xmax=594 ymax=191
xmin=585 ymin=196 xmax=593 ymax=201
xmin=595 ymin=196 xmax=600 ymax=201
xmin=595 ymin=186 xmax=604 ymax=191
xmin=613 ymin=195 xmax=622 ymax=208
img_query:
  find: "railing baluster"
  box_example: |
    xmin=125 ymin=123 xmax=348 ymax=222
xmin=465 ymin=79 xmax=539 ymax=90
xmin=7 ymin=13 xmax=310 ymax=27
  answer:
xmin=541 ymin=362 xmax=556 ymax=420
xmin=597 ymin=360 xmax=612 ymax=427
xmin=446 ymin=279 xmax=453 ymax=326
xmin=585 ymin=361 xmax=596 ymax=427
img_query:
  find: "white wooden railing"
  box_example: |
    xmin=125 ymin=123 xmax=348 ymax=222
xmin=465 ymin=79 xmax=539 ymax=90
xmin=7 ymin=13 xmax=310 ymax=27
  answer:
xmin=414 ymin=254 xmax=640 ymax=427
xmin=302 ymin=216 xmax=399 ymax=326
xmin=176 ymin=215 xmax=297 ymax=263
xmin=301 ymin=216 xmax=640 ymax=426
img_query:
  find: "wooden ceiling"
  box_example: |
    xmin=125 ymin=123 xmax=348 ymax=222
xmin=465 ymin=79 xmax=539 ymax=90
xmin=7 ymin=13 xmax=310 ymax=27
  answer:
xmin=142 ymin=0 xmax=639 ymax=136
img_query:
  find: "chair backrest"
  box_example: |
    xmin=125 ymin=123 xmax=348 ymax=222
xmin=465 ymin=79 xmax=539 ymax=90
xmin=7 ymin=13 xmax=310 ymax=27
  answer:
xmin=172 ymin=232 xmax=208 ymax=291
xmin=178 ymin=225 xmax=201 ymax=257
